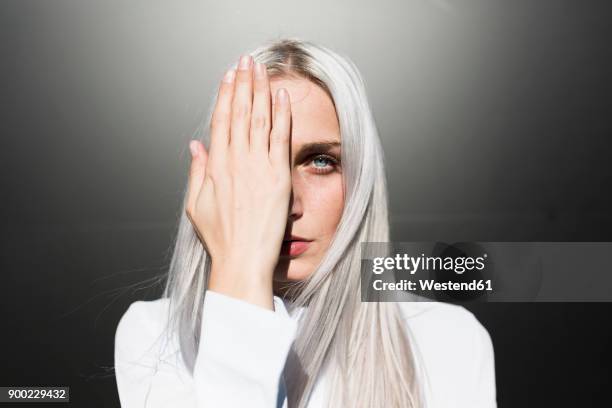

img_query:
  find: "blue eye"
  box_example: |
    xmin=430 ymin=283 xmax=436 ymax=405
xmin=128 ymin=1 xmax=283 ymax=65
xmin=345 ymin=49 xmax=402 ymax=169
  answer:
xmin=313 ymin=156 xmax=332 ymax=168
xmin=308 ymin=154 xmax=339 ymax=174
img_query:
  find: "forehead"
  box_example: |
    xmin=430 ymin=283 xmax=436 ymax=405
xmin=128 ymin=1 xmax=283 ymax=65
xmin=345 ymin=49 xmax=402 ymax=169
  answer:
xmin=270 ymin=77 xmax=340 ymax=145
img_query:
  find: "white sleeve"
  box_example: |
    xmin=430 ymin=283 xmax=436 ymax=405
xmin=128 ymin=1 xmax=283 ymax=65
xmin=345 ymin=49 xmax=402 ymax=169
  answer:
xmin=114 ymin=291 xmax=298 ymax=408
xmin=193 ymin=290 xmax=298 ymax=407
xmin=470 ymin=319 xmax=497 ymax=408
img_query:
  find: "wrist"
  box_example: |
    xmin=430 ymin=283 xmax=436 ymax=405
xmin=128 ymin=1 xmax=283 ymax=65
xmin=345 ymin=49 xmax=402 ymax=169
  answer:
xmin=208 ymin=259 xmax=275 ymax=310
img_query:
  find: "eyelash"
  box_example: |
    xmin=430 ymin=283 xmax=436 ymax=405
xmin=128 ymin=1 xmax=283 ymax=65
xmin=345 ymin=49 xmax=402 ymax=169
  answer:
xmin=306 ymin=153 xmax=340 ymax=175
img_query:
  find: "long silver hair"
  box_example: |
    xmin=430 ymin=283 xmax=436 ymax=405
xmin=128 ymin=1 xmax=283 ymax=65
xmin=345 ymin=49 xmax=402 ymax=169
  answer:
xmin=162 ymin=38 xmax=421 ymax=408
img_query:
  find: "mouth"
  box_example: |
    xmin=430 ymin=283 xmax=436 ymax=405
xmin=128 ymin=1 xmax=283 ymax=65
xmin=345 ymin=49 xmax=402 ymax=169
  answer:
xmin=281 ymin=235 xmax=313 ymax=257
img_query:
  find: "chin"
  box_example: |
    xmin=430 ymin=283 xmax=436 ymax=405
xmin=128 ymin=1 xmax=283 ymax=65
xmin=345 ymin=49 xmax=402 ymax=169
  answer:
xmin=274 ymin=256 xmax=317 ymax=282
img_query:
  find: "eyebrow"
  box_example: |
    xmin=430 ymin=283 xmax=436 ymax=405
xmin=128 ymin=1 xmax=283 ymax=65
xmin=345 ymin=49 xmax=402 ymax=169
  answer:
xmin=294 ymin=141 xmax=341 ymax=162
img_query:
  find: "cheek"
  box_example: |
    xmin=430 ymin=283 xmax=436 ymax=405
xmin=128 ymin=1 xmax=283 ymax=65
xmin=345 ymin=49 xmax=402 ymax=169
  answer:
xmin=295 ymin=172 xmax=344 ymax=236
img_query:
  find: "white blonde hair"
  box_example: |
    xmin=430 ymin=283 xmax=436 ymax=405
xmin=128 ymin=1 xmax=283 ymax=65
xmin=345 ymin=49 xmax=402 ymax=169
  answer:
xmin=162 ymin=37 xmax=420 ymax=408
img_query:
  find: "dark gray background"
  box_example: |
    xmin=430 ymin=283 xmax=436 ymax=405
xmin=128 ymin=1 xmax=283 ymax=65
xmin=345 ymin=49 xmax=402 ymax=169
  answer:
xmin=1 ymin=0 xmax=611 ymax=406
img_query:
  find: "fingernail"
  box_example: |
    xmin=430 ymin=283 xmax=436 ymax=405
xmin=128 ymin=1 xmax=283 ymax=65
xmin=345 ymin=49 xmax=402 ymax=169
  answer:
xmin=239 ymin=55 xmax=252 ymax=70
xmin=278 ymin=88 xmax=287 ymax=104
xmin=189 ymin=140 xmax=199 ymax=157
xmin=254 ymin=62 xmax=265 ymax=79
xmin=223 ymin=69 xmax=236 ymax=83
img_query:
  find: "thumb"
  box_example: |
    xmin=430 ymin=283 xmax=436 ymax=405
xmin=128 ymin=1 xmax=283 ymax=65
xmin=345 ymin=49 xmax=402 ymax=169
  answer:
xmin=186 ymin=140 xmax=208 ymax=220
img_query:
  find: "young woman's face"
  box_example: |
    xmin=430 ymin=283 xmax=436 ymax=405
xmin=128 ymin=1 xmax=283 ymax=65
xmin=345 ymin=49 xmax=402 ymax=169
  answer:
xmin=271 ymin=76 xmax=344 ymax=283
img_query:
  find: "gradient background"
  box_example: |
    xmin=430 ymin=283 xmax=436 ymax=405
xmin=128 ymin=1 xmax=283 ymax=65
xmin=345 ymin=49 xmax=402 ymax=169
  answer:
xmin=2 ymin=0 xmax=611 ymax=406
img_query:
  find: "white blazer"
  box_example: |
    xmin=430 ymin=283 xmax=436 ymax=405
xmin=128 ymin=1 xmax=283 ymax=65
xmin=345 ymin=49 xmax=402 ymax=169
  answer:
xmin=114 ymin=290 xmax=496 ymax=407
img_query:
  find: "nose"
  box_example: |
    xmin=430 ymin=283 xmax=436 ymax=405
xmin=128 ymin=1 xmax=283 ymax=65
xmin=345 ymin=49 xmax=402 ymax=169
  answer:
xmin=288 ymin=188 xmax=303 ymax=221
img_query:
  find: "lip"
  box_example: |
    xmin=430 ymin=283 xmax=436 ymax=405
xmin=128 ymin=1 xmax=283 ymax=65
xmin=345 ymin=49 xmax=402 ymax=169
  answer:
xmin=281 ymin=235 xmax=313 ymax=257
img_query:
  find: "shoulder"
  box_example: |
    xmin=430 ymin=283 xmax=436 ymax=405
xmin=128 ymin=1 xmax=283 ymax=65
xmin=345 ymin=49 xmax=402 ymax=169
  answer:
xmin=114 ymin=299 xmax=197 ymax=406
xmin=115 ymin=298 xmax=171 ymax=340
xmin=397 ymin=301 xmax=496 ymax=404
xmin=114 ymin=298 xmax=174 ymax=362
xmin=399 ymin=300 xmax=491 ymax=346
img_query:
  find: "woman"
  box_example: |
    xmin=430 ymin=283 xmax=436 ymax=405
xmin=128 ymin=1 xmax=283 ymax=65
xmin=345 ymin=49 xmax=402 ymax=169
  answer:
xmin=114 ymin=38 xmax=496 ymax=408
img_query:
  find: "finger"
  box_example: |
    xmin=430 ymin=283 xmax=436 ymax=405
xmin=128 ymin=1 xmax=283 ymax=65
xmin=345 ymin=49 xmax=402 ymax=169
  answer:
xmin=186 ymin=140 xmax=209 ymax=220
xmin=208 ymin=68 xmax=236 ymax=160
xmin=269 ymin=88 xmax=291 ymax=167
xmin=250 ymin=62 xmax=272 ymax=154
xmin=230 ymin=55 xmax=253 ymax=154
